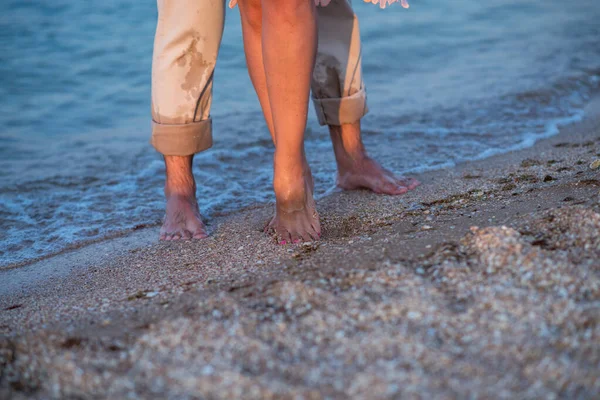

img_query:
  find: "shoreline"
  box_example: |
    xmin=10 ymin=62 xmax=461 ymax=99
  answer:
xmin=1 ymin=97 xmax=599 ymax=398
xmin=0 ymin=101 xmax=593 ymax=288
xmin=0 ymin=103 xmax=590 ymax=274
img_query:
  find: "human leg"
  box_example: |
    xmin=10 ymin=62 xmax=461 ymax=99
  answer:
xmin=313 ymin=0 xmax=419 ymax=194
xmin=151 ymin=0 xmax=225 ymax=240
xmin=238 ymin=0 xmax=321 ymax=243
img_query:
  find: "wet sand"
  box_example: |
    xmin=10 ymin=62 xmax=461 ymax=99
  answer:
xmin=1 ymin=99 xmax=600 ymax=398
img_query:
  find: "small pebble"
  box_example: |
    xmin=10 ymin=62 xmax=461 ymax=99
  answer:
xmin=407 ymin=311 xmax=422 ymax=320
xmin=590 ymin=159 xmax=600 ymax=170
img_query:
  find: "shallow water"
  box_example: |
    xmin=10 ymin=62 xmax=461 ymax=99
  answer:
xmin=1 ymin=0 xmax=599 ymax=267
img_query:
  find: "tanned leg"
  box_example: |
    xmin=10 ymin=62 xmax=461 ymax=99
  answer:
xmin=330 ymin=121 xmax=420 ymax=194
xmin=160 ymin=155 xmax=207 ymax=240
xmin=238 ymin=0 xmax=320 ymax=243
xmin=237 ymin=0 xmax=275 ymax=143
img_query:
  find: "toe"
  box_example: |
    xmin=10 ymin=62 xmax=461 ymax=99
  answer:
xmin=408 ymin=178 xmax=421 ymax=190
xmin=304 ymin=221 xmax=320 ymax=241
xmin=181 ymin=230 xmax=193 ymax=240
xmin=379 ymin=181 xmax=408 ymax=195
xmin=264 ymin=217 xmax=275 ymax=234
xmin=193 ymin=230 xmax=208 ymax=239
xmin=171 ymin=232 xmax=182 ymax=240
xmin=159 ymin=231 xmax=167 ymax=241
xmin=394 ymin=186 xmax=409 ymax=195
xmin=276 ymin=229 xmax=292 ymax=245
xmin=310 ymin=219 xmax=321 ymax=240
xmin=290 ymin=231 xmax=303 ymax=244
xmin=397 ymin=176 xmax=420 ymax=190
xmin=301 ymin=230 xmax=316 ymax=242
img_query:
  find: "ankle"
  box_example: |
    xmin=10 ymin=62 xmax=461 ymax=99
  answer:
xmin=329 ymin=123 xmax=369 ymax=168
xmin=273 ymin=164 xmax=310 ymax=207
xmin=334 ymin=146 xmax=371 ymax=175
xmin=338 ymin=148 xmax=370 ymax=169
xmin=164 ymin=180 xmax=196 ymax=198
xmin=163 ymin=155 xmax=196 ymax=197
xmin=274 ymin=180 xmax=308 ymax=213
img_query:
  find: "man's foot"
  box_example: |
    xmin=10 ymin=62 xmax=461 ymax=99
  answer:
xmin=160 ymin=155 xmax=208 ymax=241
xmin=337 ymin=156 xmax=420 ymax=195
xmin=160 ymin=191 xmax=207 ymax=240
xmin=265 ymin=155 xmax=321 ymax=244
xmin=329 ymin=122 xmax=420 ymax=195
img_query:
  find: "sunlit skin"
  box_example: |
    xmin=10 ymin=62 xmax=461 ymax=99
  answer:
xmin=330 ymin=122 xmax=420 ymax=195
xmin=160 ymin=155 xmax=208 ymax=241
xmin=159 ymin=0 xmax=419 ymax=243
xmin=237 ymin=0 xmax=321 ymax=244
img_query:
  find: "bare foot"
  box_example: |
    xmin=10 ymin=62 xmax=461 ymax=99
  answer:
xmin=160 ymin=155 xmax=207 ymax=241
xmin=265 ymin=157 xmax=321 ymax=244
xmin=329 ymin=122 xmax=420 ymax=195
xmin=337 ymin=156 xmax=420 ymax=195
xmin=160 ymin=191 xmax=207 ymax=240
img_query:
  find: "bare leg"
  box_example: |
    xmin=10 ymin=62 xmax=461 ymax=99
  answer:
xmin=237 ymin=1 xmax=275 ymax=143
xmin=330 ymin=121 xmax=420 ymax=195
xmin=160 ymin=155 xmax=207 ymax=241
xmin=238 ymin=0 xmax=320 ymax=243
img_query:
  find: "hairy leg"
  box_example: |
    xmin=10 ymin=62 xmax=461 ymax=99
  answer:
xmin=239 ymin=0 xmax=320 ymax=243
xmin=160 ymin=155 xmax=207 ymax=240
xmin=330 ymin=121 xmax=420 ymax=194
xmin=152 ymin=0 xmax=224 ymax=240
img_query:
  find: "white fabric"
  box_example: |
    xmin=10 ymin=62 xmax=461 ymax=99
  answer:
xmin=364 ymin=0 xmax=409 ymax=9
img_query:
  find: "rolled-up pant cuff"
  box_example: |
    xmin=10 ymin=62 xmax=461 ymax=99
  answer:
xmin=312 ymin=88 xmax=369 ymax=126
xmin=151 ymin=119 xmax=213 ymax=156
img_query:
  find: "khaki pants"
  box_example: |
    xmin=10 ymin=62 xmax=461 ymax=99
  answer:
xmin=151 ymin=0 xmax=368 ymax=156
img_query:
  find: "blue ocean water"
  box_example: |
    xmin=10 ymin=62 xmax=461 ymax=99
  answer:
xmin=1 ymin=0 xmax=599 ymax=267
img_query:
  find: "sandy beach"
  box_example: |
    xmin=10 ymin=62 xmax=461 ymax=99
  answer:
xmin=1 ymin=97 xmax=599 ymax=398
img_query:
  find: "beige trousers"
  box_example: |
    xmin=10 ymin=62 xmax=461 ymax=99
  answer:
xmin=151 ymin=0 xmax=368 ymax=156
